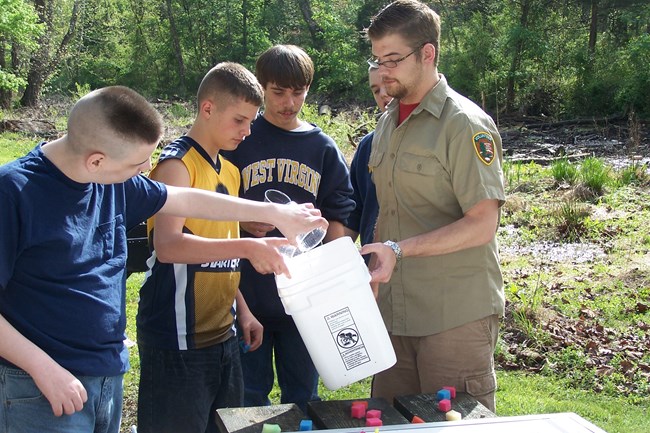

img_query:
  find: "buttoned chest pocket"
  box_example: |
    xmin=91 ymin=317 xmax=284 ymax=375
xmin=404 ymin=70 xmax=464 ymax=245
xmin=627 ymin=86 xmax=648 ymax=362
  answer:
xmin=398 ymin=152 xmax=446 ymax=178
xmin=368 ymin=149 xmax=385 ymax=171
xmin=367 ymin=150 xmax=385 ymax=183
xmin=97 ymin=215 xmax=127 ymax=268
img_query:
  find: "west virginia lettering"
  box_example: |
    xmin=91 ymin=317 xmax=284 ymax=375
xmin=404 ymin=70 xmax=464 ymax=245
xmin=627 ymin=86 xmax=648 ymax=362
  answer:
xmin=240 ymin=158 xmax=321 ymax=198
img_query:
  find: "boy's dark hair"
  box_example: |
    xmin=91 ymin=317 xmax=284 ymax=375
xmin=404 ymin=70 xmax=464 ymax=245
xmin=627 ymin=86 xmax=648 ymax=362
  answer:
xmin=197 ymin=62 xmax=264 ymax=109
xmin=365 ymin=0 xmax=441 ymax=67
xmin=96 ymin=86 xmax=164 ymax=145
xmin=255 ymin=45 xmax=314 ymax=89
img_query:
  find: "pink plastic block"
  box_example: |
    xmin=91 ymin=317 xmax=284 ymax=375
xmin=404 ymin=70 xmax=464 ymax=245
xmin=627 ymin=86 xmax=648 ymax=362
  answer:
xmin=366 ymin=409 xmax=382 ymax=419
xmin=443 ymin=386 xmax=457 ymax=399
xmin=438 ymin=399 xmax=452 ymax=412
xmin=352 ymin=400 xmax=369 ymax=409
xmin=351 ymin=402 xmax=366 ymax=419
xmin=365 ymin=417 xmax=383 ymax=427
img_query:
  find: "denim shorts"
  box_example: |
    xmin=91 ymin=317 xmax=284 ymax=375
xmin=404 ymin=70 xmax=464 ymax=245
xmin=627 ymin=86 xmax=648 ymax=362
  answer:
xmin=0 ymin=364 xmax=123 ymax=433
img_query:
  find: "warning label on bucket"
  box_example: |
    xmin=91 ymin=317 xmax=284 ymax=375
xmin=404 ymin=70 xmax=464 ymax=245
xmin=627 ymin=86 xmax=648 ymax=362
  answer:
xmin=324 ymin=307 xmax=370 ymax=370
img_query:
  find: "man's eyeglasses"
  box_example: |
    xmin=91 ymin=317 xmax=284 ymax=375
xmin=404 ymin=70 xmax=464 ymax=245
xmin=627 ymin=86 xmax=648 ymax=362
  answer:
xmin=367 ymin=48 xmax=419 ymax=69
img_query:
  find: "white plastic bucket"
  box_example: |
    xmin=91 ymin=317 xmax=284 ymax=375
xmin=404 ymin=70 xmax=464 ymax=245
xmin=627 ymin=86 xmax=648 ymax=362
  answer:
xmin=275 ymin=236 xmax=396 ymax=390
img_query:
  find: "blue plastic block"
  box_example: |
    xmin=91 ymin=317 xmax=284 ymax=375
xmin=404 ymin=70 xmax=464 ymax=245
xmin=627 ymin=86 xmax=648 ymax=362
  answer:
xmin=436 ymin=389 xmax=451 ymax=401
xmin=299 ymin=420 xmax=313 ymax=431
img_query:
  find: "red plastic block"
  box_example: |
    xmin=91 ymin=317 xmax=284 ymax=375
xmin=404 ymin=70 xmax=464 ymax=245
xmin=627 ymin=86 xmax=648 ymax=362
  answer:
xmin=438 ymin=399 xmax=452 ymax=412
xmin=351 ymin=402 xmax=366 ymax=419
xmin=411 ymin=415 xmax=425 ymax=423
xmin=365 ymin=417 xmax=383 ymax=427
xmin=443 ymin=386 xmax=457 ymax=399
xmin=366 ymin=409 xmax=382 ymax=419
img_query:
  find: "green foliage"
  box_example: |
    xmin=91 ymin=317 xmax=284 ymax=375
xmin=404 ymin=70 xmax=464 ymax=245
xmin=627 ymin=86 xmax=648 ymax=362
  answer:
xmin=553 ymin=200 xmax=591 ymax=242
xmin=550 ymin=157 xmax=578 ymax=185
xmin=72 ymin=82 xmax=91 ymax=99
xmin=580 ymin=157 xmax=611 ymax=196
xmin=617 ymin=161 xmax=648 ymax=187
xmin=0 ymin=0 xmax=43 ymax=92
xmin=572 ymin=8 xmax=650 ymax=117
xmin=6 ymin=0 xmax=647 ymax=118
xmin=0 ymin=0 xmax=43 ymax=46
xmin=0 ymin=69 xmax=26 ymax=93
xmin=611 ymin=33 xmax=650 ymax=117
xmin=442 ymin=12 xmax=503 ymax=113
xmin=300 ymin=102 xmax=376 ymax=161
xmin=310 ymin=4 xmax=368 ymax=101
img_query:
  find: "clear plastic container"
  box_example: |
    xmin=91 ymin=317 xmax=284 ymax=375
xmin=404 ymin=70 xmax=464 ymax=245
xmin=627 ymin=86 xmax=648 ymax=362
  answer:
xmin=264 ymin=189 xmax=326 ymax=256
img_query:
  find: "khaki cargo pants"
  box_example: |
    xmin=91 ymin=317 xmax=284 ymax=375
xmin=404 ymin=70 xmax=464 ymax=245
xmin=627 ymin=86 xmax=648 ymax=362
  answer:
xmin=372 ymin=315 xmax=499 ymax=413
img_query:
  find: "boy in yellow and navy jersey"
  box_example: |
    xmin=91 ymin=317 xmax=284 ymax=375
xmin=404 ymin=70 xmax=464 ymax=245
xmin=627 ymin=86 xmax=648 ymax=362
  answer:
xmin=136 ymin=63 xmax=289 ymax=433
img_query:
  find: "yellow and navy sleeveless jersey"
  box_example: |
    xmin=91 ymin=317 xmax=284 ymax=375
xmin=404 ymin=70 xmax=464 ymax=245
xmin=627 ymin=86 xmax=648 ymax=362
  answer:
xmin=137 ymin=136 xmax=241 ymax=350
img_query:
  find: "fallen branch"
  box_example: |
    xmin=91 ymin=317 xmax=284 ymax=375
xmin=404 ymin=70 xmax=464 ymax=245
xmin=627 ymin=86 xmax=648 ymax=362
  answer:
xmin=506 ymin=152 xmax=592 ymax=165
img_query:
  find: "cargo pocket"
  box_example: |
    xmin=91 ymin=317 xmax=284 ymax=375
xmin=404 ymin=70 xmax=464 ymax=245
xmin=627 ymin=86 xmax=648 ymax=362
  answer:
xmin=465 ymin=370 xmax=496 ymax=400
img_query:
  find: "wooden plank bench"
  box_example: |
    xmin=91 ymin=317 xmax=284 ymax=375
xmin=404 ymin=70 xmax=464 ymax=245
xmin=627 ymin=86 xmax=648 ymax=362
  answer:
xmin=215 ymin=404 xmax=307 ymax=433
xmin=393 ymin=392 xmax=496 ymax=422
xmin=307 ymin=397 xmax=409 ymax=429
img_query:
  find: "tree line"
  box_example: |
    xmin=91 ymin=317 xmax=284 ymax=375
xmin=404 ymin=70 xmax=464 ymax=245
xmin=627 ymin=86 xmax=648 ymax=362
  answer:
xmin=2 ymin=0 xmax=649 ymax=119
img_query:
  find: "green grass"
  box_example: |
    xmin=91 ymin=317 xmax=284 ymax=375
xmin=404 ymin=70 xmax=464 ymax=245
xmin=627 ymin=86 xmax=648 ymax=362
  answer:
xmin=550 ymin=157 xmax=579 ymax=185
xmin=0 ymin=132 xmax=39 ymax=164
xmin=497 ymin=371 xmax=650 ymax=433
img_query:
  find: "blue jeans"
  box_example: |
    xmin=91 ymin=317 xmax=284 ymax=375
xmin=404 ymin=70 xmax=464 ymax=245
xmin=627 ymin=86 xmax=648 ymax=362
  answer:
xmin=0 ymin=364 xmax=122 ymax=433
xmin=137 ymin=336 xmax=243 ymax=433
xmin=240 ymin=324 xmax=320 ymax=412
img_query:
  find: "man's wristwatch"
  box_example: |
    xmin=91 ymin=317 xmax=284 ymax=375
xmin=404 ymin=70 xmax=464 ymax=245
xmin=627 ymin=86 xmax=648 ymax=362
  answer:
xmin=383 ymin=240 xmax=403 ymax=262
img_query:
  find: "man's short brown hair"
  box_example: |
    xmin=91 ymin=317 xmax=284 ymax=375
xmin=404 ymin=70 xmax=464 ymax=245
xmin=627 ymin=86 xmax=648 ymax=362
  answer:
xmin=365 ymin=0 xmax=441 ymax=67
xmin=255 ymin=45 xmax=314 ymax=89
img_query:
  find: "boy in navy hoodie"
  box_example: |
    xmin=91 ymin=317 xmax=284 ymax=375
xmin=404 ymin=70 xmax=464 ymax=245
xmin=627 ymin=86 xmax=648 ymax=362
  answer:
xmin=223 ymin=45 xmax=354 ymax=411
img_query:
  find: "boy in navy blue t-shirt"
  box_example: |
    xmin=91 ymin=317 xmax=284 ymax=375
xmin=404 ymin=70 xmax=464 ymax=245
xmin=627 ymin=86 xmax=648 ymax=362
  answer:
xmin=0 ymin=86 xmax=326 ymax=433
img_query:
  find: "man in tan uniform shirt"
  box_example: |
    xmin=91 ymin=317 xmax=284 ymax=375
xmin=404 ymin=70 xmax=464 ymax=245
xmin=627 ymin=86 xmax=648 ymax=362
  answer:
xmin=361 ymin=0 xmax=506 ymax=412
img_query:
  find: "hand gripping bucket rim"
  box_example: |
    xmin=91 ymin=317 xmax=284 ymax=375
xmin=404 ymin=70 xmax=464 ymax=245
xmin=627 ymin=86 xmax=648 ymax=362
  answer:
xmin=275 ymin=237 xmax=396 ymax=390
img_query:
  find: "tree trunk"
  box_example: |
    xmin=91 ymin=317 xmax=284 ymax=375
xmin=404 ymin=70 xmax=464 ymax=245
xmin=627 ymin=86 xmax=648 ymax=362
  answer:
xmin=588 ymin=0 xmax=598 ymax=56
xmin=242 ymin=0 xmax=249 ymax=59
xmin=20 ymin=0 xmax=82 ymax=107
xmin=295 ymin=0 xmax=324 ymax=49
xmin=505 ymin=0 xmax=531 ymax=113
xmin=165 ymin=0 xmax=186 ymax=94
xmin=0 ymin=39 xmax=9 ymax=108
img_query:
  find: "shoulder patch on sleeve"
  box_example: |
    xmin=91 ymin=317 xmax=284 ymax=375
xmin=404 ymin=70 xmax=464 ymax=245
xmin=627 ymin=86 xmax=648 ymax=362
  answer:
xmin=473 ymin=132 xmax=496 ymax=165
